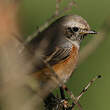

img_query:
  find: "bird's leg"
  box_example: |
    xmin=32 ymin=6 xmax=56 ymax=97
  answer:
xmin=60 ymin=87 xmax=67 ymax=110
xmin=61 ymin=84 xmax=82 ymax=110
xmin=60 ymin=86 xmax=65 ymax=99
xmin=59 ymin=86 xmax=76 ymax=110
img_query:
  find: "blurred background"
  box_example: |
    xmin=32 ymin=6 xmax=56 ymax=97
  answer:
xmin=18 ymin=0 xmax=110 ymax=110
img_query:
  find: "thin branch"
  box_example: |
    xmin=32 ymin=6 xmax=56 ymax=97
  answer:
xmin=77 ymin=75 xmax=102 ymax=101
xmin=25 ymin=0 xmax=77 ymax=43
xmin=55 ymin=0 xmax=62 ymax=16
xmin=62 ymin=85 xmax=83 ymax=110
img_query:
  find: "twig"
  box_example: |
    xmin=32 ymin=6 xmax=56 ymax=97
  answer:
xmin=44 ymin=75 xmax=102 ymax=110
xmin=25 ymin=0 xmax=77 ymax=43
xmin=77 ymin=75 xmax=102 ymax=101
xmin=62 ymin=85 xmax=83 ymax=110
xmin=55 ymin=0 xmax=62 ymax=16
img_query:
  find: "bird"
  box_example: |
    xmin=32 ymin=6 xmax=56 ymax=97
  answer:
xmin=27 ymin=14 xmax=97 ymax=97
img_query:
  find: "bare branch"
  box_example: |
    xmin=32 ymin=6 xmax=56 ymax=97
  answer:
xmin=25 ymin=0 xmax=77 ymax=43
xmin=77 ymin=75 xmax=102 ymax=101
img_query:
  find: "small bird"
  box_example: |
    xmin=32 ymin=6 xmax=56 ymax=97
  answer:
xmin=28 ymin=15 xmax=97 ymax=97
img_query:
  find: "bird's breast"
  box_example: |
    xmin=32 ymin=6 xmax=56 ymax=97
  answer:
xmin=33 ymin=45 xmax=79 ymax=90
xmin=53 ymin=45 xmax=79 ymax=83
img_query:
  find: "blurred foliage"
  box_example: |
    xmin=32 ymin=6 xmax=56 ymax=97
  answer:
xmin=18 ymin=0 xmax=110 ymax=110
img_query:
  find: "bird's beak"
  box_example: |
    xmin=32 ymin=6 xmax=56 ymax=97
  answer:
xmin=86 ymin=30 xmax=97 ymax=34
xmin=80 ymin=30 xmax=97 ymax=35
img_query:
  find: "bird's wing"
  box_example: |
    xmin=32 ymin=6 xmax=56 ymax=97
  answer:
xmin=44 ymin=47 xmax=71 ymax=65
xmin=32 ymin=46 xmax=71 ymax=71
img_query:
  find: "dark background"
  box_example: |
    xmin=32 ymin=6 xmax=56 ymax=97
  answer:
xmin=19 ymin=0 xmax=110 ymax=110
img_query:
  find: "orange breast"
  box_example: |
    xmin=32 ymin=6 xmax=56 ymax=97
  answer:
xmin=32 ymin=45 xmax=79 ymax=96
xmin=33 ymin=45 xmax=79 ymax=85
xmin=53 ymin=45 xmax=79 ymax=83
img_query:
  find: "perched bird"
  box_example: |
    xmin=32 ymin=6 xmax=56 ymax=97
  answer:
xmin=28 ymin=15 xmax=97 ymax=97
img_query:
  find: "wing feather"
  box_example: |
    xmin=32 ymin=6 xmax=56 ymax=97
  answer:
xmin=45 ymin=47 xmax=71 ymax=65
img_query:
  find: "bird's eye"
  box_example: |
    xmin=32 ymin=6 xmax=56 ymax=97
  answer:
xmin=72 ymin=27 xmax=79 ymax=32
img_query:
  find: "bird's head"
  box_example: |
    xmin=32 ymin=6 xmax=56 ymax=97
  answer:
xmin=60 ymin=15 xmax=97 ymax=47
